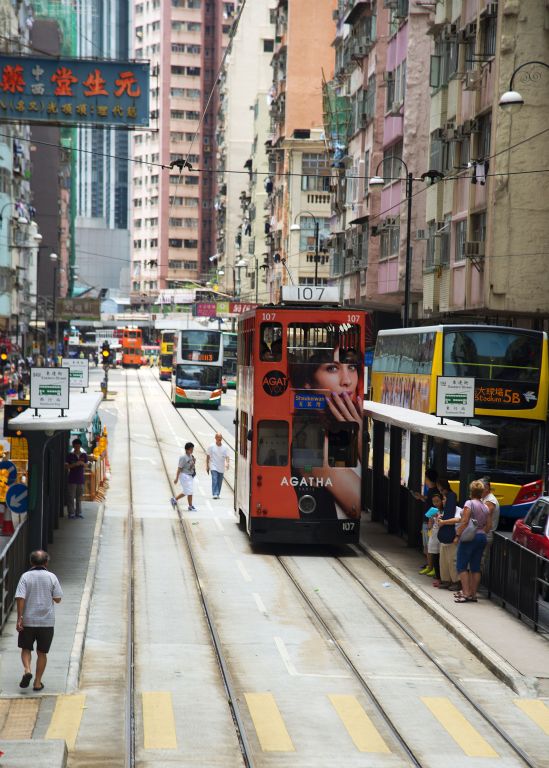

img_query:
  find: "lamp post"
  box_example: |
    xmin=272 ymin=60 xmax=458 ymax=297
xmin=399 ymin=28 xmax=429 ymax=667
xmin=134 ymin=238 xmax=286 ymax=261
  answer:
xmin=499 ymin=61 xmax=549 ymax=110
xmin=49 ymin=252 xmax=59 ymax=357
xmin=290 ymin=211 xmax=320 ymax=285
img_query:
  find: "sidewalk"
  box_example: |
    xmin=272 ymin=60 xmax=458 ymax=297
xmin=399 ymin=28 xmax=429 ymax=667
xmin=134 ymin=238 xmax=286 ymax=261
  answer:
xmin=359 ymin=517 xmax=549 ymax=696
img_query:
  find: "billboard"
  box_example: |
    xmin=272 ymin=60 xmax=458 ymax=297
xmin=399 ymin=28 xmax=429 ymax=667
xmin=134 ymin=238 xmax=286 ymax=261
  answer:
xmin=56 ymin=298 xmax=101 ymax=320
xmin=0 ymin=56 xmax=149 ymax=127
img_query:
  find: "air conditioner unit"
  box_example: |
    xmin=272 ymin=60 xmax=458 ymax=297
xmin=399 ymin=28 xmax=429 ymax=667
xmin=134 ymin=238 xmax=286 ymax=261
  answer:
xmin=461 ymin=119 xmax=473 ymax=135
xmin=332 ymin=9 xmax=339 ymax=20
xmin=466 ymin=21 xmax=477 ymax=36
xmin=382 ymin=71 xmax=394 ymax=84
xmin=416 ymin=229 xmax=428 ymax=240
xmin=355 ymin=41 xmax=372 ymax=57
xmin=445 ymin=120 xmax=456 ymax=131
xmin=385 ymin=217 xmax=398 ymax=227
xmin=463 ymin=70 xmax=482 ymax=90
xmin=464 ymin=241 xmax=485 ymax=258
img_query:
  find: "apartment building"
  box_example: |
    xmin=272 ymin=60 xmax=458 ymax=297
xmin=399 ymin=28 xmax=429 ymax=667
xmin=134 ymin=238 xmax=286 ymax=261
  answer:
xmin=215 ymin=0 xmax=274 ymax=303
xmin=424 ymin=0 xmax=549 ymax=325
xmin=130 ymin=0 xmax=231 ymax=305
xmin=267 ymin=0 xmax=336 ymax=302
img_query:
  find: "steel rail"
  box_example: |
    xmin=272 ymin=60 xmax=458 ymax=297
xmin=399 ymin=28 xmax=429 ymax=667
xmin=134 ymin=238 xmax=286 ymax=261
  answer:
xmin=123 ymin=372 xmax=136 ymax=768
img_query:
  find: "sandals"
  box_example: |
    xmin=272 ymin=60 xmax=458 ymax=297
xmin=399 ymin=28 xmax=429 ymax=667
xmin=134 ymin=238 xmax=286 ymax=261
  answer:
xmin=33 ymin=683 xmax=45 ymax=691
xmin=19 ymin=672 xmax=32 ymax=688
xmin=454 ymin=595 xmax=478 ymax=603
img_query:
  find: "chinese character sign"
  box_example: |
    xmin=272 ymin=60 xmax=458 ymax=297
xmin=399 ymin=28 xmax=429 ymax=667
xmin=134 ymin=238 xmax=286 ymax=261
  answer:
xmin=30 ymin=368 xmax=70 ymax=410
xmin=0 ymin=56 xmax=149 ymax=127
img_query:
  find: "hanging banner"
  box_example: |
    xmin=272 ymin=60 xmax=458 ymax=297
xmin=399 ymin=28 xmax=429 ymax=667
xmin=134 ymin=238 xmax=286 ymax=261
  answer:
xmin=0 ymin=55 xmax=149 ymax=127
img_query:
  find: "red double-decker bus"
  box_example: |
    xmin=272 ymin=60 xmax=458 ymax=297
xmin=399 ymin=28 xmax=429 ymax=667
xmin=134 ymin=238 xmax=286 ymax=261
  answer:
xmin=235 ymin=287 xmax=367 ymax=544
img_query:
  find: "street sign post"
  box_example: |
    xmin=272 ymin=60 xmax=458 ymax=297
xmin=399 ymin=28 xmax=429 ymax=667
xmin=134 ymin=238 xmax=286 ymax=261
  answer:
xmin=30 ymin=368 xmax=70 ymax=416
xmin=62 ymin=358 xmax=89 ymax=390
xmin=6 ymin=483 xmax=28 ymax=515
xmin=436 ymin=376 xmax=475 ymax=420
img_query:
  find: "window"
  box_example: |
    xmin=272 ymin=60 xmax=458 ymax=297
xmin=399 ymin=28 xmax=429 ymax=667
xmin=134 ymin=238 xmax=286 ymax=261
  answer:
xmin=430 ymin=38 xmax=458 ymax=89
xmin=187 ymin=22 xmax=201 ymax=31
xmin=363 ymin=73 xmax=376 ymax=124
xmin=380 ymin=223 xmax=400 ymax=260
xmin=239 ymin=411 xmax=248 ymax=459
xmin=471 ymin=211 xmax=486 ymax=243
xmin=260 ymin=323 xmax=283 ymax=362
xmin=301 ymin=153 xmax=330 ymax=192
xmin=477 ymin=113 xmax=492 ymax=159
xmin=169 ymin=238 xmax=183 ymax=247
xmin=425 ymin=220 xmax=437 ymax=268
xmin=187 ymin=0 xmax=201 ymax=7
xmin=382 ymin=140 xmax=404 ymax=183
xmin=257 ymin=421 xmax=288 ymax=466
xmin=292 ymin=417 xmax=324 ymax=468
xmin=440 ymin=215 xmax=451 ymax=267
xmin=169 ymin=260 xmax=182 ymax=269
xmin=443 ymin=329 xmax=542 ymax=383
xmin=298 ymin=217 xmax=330 ymax=253
xmin=363 ymin=149 xmax=370 ymax=195
xmin=481 ymin=12 xmax=497 ymax=57
xmin=286 ymin=323 xmax=361 ymax=366
xmin=263 ymin=39 xmax=274 ymax=53
xmin=183 ymin=260 xmax=198 ymax=269
xmin=454 ymin=219 xmax=466 ymax=263
xmin=184 ymin=239 xmax=198 ymax=248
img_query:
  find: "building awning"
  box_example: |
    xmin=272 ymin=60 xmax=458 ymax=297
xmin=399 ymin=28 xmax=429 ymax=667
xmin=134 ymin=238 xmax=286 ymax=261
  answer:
xmin=363 ymin=401 xmax=498 ymax=448
xmin=344 ymin=1 xmax=371 ymax=25
xmin=8 ymin=392 xmax=103 ymax=432
xmin=348 ymin=213 xmax=369 ymax=226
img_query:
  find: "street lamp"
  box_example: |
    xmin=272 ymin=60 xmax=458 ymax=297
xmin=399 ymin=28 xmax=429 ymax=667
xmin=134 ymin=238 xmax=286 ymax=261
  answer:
xmin=499 ymin=61 xmax=549 ymax=111
xmin=290 ymin=210 xmax=320 ymax=285
xmin=49 ymin=252 xmax=59 ymax=357
xmin=369 ymin=159 xmax=443 ymax=328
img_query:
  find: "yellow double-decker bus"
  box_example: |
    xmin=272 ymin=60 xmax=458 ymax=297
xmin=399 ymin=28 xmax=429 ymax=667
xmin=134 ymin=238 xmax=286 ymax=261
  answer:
xmin=372 ymin=325 xmax=549 ymax=520
xmin=159 ymin=330 xmax=175 ymax=381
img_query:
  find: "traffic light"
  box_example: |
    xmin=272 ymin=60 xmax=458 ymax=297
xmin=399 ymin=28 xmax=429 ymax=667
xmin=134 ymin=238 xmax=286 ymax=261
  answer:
xmin=0 ymin=346 xmax=7 ymax=362
xmin=101 ymin=341 xmax=113 ymax=365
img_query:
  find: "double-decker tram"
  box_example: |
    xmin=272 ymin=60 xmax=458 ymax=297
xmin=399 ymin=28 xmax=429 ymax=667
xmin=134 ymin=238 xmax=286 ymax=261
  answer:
xmin=171 ymin=326 xmax=223 ymax=408
xmin=222 ymin=331 xmax=237 ymax=391
xmin=235 ymin=286 xmax=367 ymax=544
xmin=159 ymin=330 xmax=175 ymax=380
xmin=372 ymin=325 xmax=549 ymax=519
xmin=121 ymin=327 xmax=143 ymax=368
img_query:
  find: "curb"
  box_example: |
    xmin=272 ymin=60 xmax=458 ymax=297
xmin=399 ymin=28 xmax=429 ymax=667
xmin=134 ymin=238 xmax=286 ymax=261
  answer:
xmin=65 ymin=501 xmax=105 ymax=693
xmin=362 ymin=543 xmax=538 ymax=697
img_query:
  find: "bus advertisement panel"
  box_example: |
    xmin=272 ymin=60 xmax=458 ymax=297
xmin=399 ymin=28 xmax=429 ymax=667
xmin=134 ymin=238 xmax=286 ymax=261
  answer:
xmin=235 ymin=307 xmax=366 ymax=544
xmin=372 ymin=325 xmax=549 ymax=518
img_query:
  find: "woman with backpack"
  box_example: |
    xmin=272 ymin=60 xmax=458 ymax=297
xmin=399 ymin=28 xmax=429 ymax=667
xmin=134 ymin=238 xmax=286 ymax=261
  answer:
xmin=453 ymin=479 xmax=491 ymax=603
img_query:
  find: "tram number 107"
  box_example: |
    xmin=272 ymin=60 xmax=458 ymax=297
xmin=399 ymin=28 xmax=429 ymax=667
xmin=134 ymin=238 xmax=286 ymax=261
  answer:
xmin=342 ymin=521 xmax=355 ymax=531
xmin=281 ymin=286 xmax=339 ymax=304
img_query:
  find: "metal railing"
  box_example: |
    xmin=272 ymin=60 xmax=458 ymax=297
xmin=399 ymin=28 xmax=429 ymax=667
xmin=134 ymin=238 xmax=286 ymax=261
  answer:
xmin=483 ymin=532 xmax=549 ymax=634
xmin=0 ymin=519 xmax=28 ymax=633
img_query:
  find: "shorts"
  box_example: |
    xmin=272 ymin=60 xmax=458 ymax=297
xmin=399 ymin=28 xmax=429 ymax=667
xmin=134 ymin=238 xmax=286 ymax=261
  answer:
xmin=179 ymin=474 xmax=194 ymax=496
xmin=18 ymin=626 xmax=54 ymax=653
xmin=456 ymin=533 xmax=487 ymax=574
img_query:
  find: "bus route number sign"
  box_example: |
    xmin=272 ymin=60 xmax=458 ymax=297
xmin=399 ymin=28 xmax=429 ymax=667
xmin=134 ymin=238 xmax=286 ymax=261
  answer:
xmin=184 ymin=352 xmax=213 ymax=362
xmin=436 ymin=376 xmax=475 ymax=418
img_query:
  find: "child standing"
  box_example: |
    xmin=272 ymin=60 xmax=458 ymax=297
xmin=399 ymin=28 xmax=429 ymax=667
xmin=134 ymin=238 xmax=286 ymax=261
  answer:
xmin=426 ymin=493 xmax=443 ymax=584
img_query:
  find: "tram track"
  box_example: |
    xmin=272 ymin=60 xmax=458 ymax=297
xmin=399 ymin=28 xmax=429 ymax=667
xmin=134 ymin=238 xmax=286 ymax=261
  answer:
xmin=132 ymin=369 xmax=254 ymax=767
xmin=124 ymin=372 xmax=136 ymax=768
xmin=141 ymin=366 xmax=540 ymax=767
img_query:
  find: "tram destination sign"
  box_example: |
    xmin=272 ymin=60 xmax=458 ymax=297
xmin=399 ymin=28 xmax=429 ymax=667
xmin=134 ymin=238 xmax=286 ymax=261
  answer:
xmin=30 ymin=368 xmax=70 ymax=411
xmin=436 ymin=376 xmax=475 ymax=418
xmin=62 ymin=358 xmax=89 ymax=389
xmin=282 ymin=286 xmax=339 ymax=304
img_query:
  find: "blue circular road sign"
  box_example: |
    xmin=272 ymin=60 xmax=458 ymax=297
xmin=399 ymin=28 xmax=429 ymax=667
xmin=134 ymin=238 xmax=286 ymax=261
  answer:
xmin=0 ymin=460 xmax=17 ymax=485
xmin=6 ymin=483 xmax=28 ymax=514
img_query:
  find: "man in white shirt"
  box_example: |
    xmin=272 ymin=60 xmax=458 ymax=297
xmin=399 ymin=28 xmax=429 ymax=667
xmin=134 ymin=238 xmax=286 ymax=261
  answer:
xmin=206 ymin=433 xmax=230 ymax=499
xmin=15 ymin=550 xmax=63 ymax=692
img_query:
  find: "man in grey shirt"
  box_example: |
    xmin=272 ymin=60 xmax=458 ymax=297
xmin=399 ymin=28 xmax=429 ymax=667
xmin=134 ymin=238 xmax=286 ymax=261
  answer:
xmin=15 ymin=550 xmax=63 ymax=691
xmin=171 ymin=441 xmax=197 ymax=511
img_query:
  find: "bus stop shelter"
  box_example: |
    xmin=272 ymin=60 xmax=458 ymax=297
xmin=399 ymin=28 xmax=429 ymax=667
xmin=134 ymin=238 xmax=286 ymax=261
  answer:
xmin=8 ymin=393 xmax=102 ymax=552
xmin=363 ymin=400 xmax=498 ymax=546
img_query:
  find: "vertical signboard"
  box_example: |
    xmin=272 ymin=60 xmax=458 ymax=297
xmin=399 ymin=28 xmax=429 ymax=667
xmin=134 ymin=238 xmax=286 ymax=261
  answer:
xmin=436 ymin=376 xmax=475 ymax=418
xmin=62 ymin=358 xmax=89 ymax=389
xmin=30 ymin=368 xmax=70 ymax=411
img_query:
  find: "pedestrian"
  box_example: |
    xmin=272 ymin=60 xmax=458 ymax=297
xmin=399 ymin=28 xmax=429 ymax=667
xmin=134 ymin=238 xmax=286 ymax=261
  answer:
xmin=206 ymin=432 xmax=230 ymax=499
xmin=15 ymin=550 xmax=63 ymax=692
xmin=412 ymin=468 xmax=439 ymax=575
xmin=454 ymin=479 xmax=491 ymax=603
xmin=171 ymin=442 xmax=197 ymax=511
xmin=426 ymin=493 xmax=443 ymax=586
xmin=65 ymin=438 xmax=88 ymax=519
xmin=436 ymin=477 xmax=461 ymax=590
xmin=481 ymin=476 xmax=500 ymax=573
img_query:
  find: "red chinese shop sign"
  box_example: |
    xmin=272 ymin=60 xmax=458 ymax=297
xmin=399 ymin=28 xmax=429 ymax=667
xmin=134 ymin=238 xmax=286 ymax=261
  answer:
xmin=0 ymin=56 xmax=149 ymax=127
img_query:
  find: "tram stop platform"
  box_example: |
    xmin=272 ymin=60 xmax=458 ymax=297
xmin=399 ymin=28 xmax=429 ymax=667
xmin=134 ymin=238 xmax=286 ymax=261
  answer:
xmin=359 ymin=516 xmax=549 ymax=697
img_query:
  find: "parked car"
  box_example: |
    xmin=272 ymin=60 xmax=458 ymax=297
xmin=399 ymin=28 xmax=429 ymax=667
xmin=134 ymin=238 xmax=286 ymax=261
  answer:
xmin=512 ymin=496 xmax=549 ymax=559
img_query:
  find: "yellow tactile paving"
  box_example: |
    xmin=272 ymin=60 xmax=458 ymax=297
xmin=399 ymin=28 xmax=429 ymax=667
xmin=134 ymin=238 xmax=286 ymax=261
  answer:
xmin=0 ymin=701 xmax=10 ymax=732
xmin=142 ymin=692 xmax=177 ymax=749
xmin=514 ymin=699 xmax=549 ymax=736
xmin=422 ymin=697 xmax=498 ymax=758
xmin=0 ymin=699 xmax=40 ymax=740
xmin=244 ymin=693 xmax=295 ymax=752
xmin=329 ymin=694 xmax=391 ymax=753
xmin=45 ymin=694 xmax=86 ymax=751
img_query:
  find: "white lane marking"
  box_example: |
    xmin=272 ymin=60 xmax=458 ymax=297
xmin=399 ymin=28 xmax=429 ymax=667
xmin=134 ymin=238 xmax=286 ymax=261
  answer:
xmin=274 ymin=637 xmax=350 ymax=679
xmin=236 ymin=560 xmax=252 ymax=582
xmin=213 ymin=518 xmax=224 ymax=531
xmin=253 ymin=592 xmax=268 ymax=616
xmin=133 ymin=456 xmax=157 ymax=465
xmin=223 ymin=535 xmax=236 ymax=554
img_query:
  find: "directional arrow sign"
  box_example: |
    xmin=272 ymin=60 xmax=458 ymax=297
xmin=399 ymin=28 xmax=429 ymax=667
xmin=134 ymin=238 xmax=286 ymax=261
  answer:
xmin=0 ymin=460 xmax=17 ymax=485
xmin=6 ymin=483 xmax=28 ymax=514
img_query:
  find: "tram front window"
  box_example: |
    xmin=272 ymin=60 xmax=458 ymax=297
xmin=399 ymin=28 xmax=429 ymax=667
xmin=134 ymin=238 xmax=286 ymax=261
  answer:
xmin=292 ymin=418 xmax=324 ymax=468
xmin=257 ymin=421 xmax=288 ymax=466
xmin=175 ymin=365 xmax=221 ymax=389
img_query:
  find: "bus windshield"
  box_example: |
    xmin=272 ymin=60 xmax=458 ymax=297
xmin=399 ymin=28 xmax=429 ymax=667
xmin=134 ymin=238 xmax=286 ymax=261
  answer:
xmin=180 ymin=330 xmax=221 ymax=362
xmin=443 ymin=329 xmax=542 ymax=382
xmin=175 ymin=364 xmax=221 ymax=389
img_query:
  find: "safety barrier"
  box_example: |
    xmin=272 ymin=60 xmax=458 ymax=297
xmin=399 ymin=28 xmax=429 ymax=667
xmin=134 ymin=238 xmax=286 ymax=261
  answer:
xmin=483 ymin=532 xmax=549 ymax=634
xmin=0 ymin=517 xmax=28 ymax=633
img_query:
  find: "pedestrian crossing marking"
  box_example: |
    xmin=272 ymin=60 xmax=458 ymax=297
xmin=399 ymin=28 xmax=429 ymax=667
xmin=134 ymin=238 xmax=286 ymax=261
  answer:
xmin=142 ymin=692 xmax=177 ymax=749
xmin=514 ymin=699 xmax=549 ymax=735
xmin=244 ymin=693 xmax=295 ymax=751
xmin=329 ymin=694 xmax=391 ymax=753
xmin=422 ymin=697 xmax=498 ymax=757
xmin=45 ymin=694 xmax=85 ymax=750
xmin=0 ymin=699 xmax=39 ymax=740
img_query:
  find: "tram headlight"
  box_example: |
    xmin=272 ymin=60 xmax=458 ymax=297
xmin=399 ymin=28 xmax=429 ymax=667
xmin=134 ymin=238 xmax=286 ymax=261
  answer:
xmin=298 ymin=495 xmax=316 ymax=515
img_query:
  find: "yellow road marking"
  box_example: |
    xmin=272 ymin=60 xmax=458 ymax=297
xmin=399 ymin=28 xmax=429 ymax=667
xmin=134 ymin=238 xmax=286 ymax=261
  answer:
xmin=514 ymin=699 xmax=549 ymax=735
xmin=422 ymin=697 xmax=498 ymax=757
xmin=244 ymin=693 xmax=294 ymax=751
xmin=0 ymin=701 xmax=10 ymax=733
xmin=329 ymin=694 xmax=391 ymax=753
xmin=45 ymin=694 xmax=86 ymax=750
xmin=0 ymin=699 xmax=39 ymax=740
xmin=142 ymin=692 xmax=177 ymax=749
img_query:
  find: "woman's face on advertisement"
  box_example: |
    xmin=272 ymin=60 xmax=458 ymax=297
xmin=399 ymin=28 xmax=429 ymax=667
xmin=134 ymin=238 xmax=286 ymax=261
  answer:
xmin=306 ymin=347 xmax=359 ymax=395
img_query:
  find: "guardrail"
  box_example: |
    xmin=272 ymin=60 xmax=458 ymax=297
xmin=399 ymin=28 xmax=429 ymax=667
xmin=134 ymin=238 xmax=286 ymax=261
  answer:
xmin=483 ymin=532 xmax=549 ymax=634
xmin=0 ymin=519 xmax=28 ymax=633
